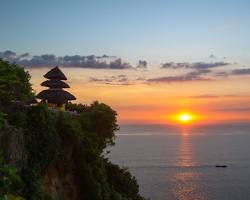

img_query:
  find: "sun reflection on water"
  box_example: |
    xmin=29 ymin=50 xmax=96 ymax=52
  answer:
xmin=171 ymin=127 xmax=207 ymax=200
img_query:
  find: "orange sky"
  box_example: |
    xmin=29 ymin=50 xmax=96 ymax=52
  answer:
xmin=28 ymin=67 xmax=250 ymax=125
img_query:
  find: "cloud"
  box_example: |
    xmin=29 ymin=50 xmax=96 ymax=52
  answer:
xmin=0 ymin=50 xmax=16 ymax=58
xmin=212 ymin=68 xmax=250 ymax=78
xmin=146 ymin=71 xmax=211 ymax=83
xmin=19 ymin=53 xmax=30 ymax=58
xmin=146 ymin=68 xmax=212 ymax=83
xmin=0 ymin=50 xmax=133 ymax=69
xmin=214 ymin=71 xmax=229 ymax=77
xmin=187 ymin=69 xmax=211 ymax=76
xmin=231 ymin=68 xmax=250 ymax=75
xmin=108 ymin=58 xmax=132 ymax=69
xmin=89 ymin=75 xmax=131 ymax=85
xmin=209 ymin=54 xmax=216 ymax=59
xmin=136 ymin=60 xmax=148 ymax=68
xmin=161 ymin=61 xmax=230 ymax=70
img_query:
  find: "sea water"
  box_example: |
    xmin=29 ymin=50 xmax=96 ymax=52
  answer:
xmin=109 ymin=123 xmax=250 ymax=200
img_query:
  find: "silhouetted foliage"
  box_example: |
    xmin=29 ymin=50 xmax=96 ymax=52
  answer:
xmin=65 ymin=102 xmax=86 ymax=113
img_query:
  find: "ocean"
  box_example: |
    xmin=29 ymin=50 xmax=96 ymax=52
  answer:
xmin=108 ymin=123 xmax=250 ymax=200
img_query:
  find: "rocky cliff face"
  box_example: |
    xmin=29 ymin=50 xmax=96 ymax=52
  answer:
xmin=42 ymin=135 xmax=83 ymax=200
xmin=0 ymin=127 xmax=84 ymax=200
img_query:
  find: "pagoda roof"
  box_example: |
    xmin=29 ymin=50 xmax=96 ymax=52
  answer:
xmin=44 ymin=66 xmax=67 ymax=80
xmin=36 ymin=89 xmax=76 ymax=104
xmin=41 ymin=79 xmax=70 ymax=88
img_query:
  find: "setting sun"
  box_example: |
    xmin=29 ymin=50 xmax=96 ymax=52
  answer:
xmin=178 ymin=114 xmax=192 ymax=122
xmin=169 ymin=112 xmax=199 ymax=124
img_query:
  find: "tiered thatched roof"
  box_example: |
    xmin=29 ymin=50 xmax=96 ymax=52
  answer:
xmin=44 ymin=66 xmax=67 ymax=80
xmin=41 ymin=80 xmax=70 ymax=88
xmin=37 ymin=89 xmax=76 ymax=104
xmin=37 ymin=66 xmax=76 ymax=104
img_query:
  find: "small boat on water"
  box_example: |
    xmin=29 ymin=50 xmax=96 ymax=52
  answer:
xmin=215 ymin=165 xmax=227 ymax=168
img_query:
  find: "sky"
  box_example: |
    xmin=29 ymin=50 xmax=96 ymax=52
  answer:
xmin=1 ymin=0 xmax=250 ymax=124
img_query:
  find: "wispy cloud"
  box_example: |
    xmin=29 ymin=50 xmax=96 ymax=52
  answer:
xmin=231 ymin=68 xmax=250 ymax=75
xmin=161 ymin=61 xmax=230 ymax=69
xmin=146 ymin=71 xmax=211 ymax=83
xmin=89 ymin=75 xmax=131 ymax=85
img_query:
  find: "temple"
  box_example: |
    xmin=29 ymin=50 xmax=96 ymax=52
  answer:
xmin=36 ymin=66 xmax=76 ymax=111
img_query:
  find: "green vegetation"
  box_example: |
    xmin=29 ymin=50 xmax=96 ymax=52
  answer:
xmin=0 ymin=59 xmax=147 ymax=200
xmin=0 ymin=153 xmax=24 ymax=200
xmin=0 ymin=59 xmax=33 ymax=110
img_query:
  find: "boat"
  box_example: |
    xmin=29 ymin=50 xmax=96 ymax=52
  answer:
xmin=215 ymin=165 xmax=227 ymax=168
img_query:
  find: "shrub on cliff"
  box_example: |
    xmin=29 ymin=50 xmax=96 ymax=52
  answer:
xmin=105 ymin=161 xmax=145 ymax=200
xmin=69 ymin=101 xmax=119 ymax=152
xmin=25 ymin=104 xmax=59 ymax=173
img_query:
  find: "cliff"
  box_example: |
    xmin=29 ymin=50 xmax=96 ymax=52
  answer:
xmin=0 ymin=59 xmax=147 ymax=200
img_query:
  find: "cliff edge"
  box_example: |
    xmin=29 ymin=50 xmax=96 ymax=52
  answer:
xmin=0 ymin=59 xmax=147 ymax=200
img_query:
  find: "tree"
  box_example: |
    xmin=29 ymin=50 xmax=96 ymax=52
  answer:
xmin=0 ymin=59 xmax=33 ymax=111
xmin=79 ymin=101 xmax=119 ymax=152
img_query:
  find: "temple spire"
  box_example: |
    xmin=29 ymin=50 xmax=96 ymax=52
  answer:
xmin=36 ymin=66 xmax=76 ymax=111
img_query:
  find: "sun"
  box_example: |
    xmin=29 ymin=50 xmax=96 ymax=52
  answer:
xmin=177 ymin=113 xmax=193 ymax=123
xmin=167 ymin=111 xmax=199 ymax=124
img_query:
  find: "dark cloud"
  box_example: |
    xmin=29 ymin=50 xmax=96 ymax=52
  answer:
xmin=89 ymin=75 xmax=131 ymax=85
xmin=147 ymin=67 xmax=213 ymax=83
xmin=146 ymin=71 xmax=211 ymax=83
xmin=231 ymin=68 xmax=250 ymax=75
xmin=161 ymin=62 xmax=187 ymax=69
xmin=211 ymin=68 xmax=250 ymax=78
xmin=0 ymin=50 xmax=132 ymax=69
xmin=187 ymin=69 xmax=211 ymax=76
xmin=136 ymin=60 xmax=148 ymax=68
xmin=0 ymin=50 xmax=16 ymax=58
xmin=19 ymin=53 xmax=30 ymax=58
xmin=161 ymin=61 xmax=230 ymax=70
xmin=108 ymin=58 xmax=132 ymax=69
xmin=192 ymin=62 xmax=229 ymax=69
